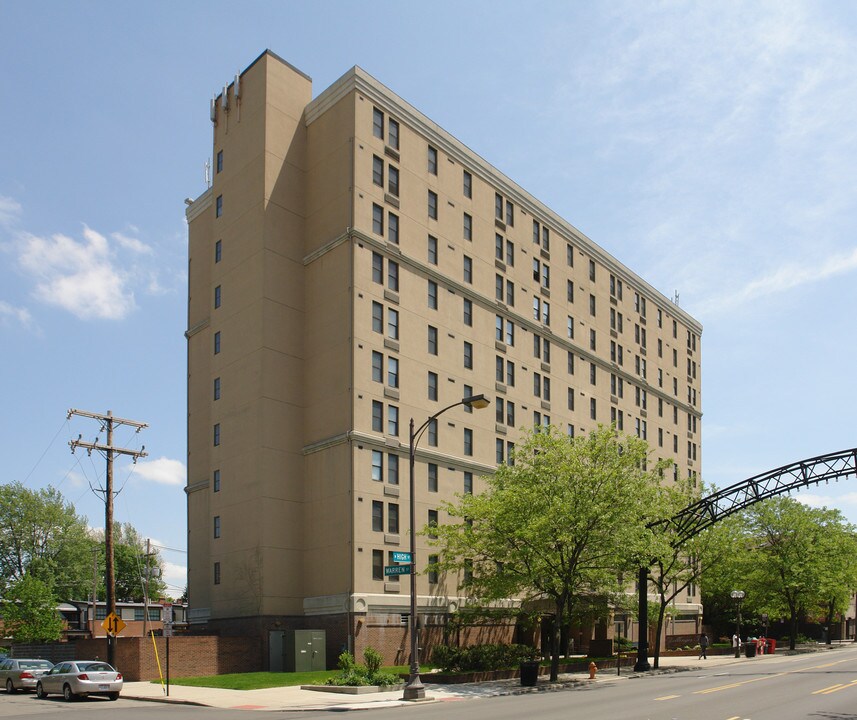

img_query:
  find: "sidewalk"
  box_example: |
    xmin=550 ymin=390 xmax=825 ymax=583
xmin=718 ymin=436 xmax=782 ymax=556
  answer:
xmin=121 ymin=652 xmax=776 ymax=712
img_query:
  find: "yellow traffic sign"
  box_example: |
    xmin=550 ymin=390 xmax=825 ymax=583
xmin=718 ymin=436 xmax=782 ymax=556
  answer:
xmin=101 ymin=612 xmax=126 ymax=636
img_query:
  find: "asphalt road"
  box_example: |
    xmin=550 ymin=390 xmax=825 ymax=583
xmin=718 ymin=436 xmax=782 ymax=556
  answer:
xmin=1 ymin=646 xmax=855 ymax=720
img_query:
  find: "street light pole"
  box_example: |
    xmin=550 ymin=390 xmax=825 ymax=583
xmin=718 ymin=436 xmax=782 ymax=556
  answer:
xmin=731 ymin=590 xmax=745 ymax=658
xmin=403 ymin=394 xmax=489 ymax=702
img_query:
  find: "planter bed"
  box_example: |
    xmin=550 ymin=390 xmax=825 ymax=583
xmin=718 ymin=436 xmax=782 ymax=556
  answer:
xmin=302 ymin=683 xmax=404 ymax=694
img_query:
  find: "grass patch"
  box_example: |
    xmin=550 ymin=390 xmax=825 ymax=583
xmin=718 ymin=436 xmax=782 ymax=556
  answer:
xmin=159 ymin=665 xmax=425 ymax=690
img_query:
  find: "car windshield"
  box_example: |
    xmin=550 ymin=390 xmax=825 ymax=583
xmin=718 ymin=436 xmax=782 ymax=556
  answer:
xmin=78 ymin=662 xmax=114 ymax=672
xmin=19 ymin=661 xmax=53 ymax=669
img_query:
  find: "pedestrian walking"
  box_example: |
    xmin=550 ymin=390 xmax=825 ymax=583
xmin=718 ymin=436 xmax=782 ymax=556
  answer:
xmin=698 ymin=633 xmax=709 ymax=659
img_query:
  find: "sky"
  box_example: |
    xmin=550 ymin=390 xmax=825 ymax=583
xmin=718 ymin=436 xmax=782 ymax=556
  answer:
xmin=2 ymin=1 xmax=857 ymax=598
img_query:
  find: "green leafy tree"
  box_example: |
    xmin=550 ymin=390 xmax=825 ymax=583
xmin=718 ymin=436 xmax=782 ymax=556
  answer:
xmin=646 ymin=479 xmax=741 ymax=667
xmin=1 ymin=575 xmax=64 ymax=642
xmin=0 ymin=482 xmax=91 ymax=598
xmin=90 ymin=523 xmax=167 ymax=601
xmin=431 ymin=425 xmax=664 ymax=680
xmin=701 ymin=498 xmax=857 ymax=650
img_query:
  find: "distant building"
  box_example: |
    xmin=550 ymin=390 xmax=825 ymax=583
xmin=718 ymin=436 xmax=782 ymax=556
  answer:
xmin=185 ymin=50 xmax=703 ymax=666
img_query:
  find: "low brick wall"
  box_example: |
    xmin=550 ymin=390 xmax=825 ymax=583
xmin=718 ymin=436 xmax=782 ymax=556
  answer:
xmin=424 ymin=656 xmax=637 ymax=684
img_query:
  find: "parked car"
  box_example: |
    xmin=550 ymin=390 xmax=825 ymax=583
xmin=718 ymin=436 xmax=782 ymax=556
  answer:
xmin=36 ymin=661 xmax=122 ymax=701
xmin=0 ymin=659 xmax=54 ymax=693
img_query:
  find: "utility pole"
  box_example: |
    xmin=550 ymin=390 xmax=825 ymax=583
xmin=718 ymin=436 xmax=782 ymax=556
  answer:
xmin=69 ymin=409 xmax=147 ymax=667
xmin=142 ymin=538 xmax=160 ymax=637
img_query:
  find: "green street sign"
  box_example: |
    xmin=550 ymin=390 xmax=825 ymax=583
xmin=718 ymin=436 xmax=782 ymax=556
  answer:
xmin=392 ymin=552 xmax=412 ymax=563
xmin=384 ymin=564 xmax=412 ymax=576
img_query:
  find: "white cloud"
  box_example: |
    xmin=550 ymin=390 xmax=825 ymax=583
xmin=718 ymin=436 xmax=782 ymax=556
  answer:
xmin=162 ymin=560 xmax=187 ymax=595
xmin=133 ymin=457 xmax=186 ymax=486
xmin=16 ymin=225 xmax=137 ymax=320
xmin=0 ymin=300 xmax=33 ymax=329
xmin=0 ymin=195 xmax=22 ymax=227
xmin=112 ymin=232 xmax=152 ymax=255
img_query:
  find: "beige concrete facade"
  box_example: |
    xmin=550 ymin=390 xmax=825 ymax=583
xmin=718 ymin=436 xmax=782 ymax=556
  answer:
xmin=185 ymin=50 xmax=703 ymax=665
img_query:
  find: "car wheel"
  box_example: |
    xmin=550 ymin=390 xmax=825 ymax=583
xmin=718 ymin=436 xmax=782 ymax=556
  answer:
xmin=6 ymin=679 xmax=16 ymax=694
xmin=63 ymin=684 xmax=76 ymax=702
xmin=36 ymin=682 xmax=47 ymax=699
xmin=107 ymin=692 xmax=119 ymax=701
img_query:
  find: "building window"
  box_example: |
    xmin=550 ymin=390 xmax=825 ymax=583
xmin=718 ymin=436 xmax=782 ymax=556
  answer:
xmin=567 ymin=280 xmax=574 ymax=303
xmin=589 ymin=259 xmax=595 ymax=281
xmin=373 ymin=107 xmax=384 ymax=138
xmin=388 ymin=118 xmax=399 ymax=149
xmin=590 ymin=329 xmax=597 ymax=351
xmin=505 ymin=319 xmax=514 ymax=346
xmin=428 ymin=190 xmax=438 ymax=219
xmin=506 ymin=200 xmax=514 ymax=227
xmin=463 ymin=384 xmax=473 ymax=413
xmin=495 ymin=193 xmax=503 ymax=220
xmin=463 ymin=213 xmax=472 ymax=241
xmin=463 ymin=298 xmax=473 ymax=326
xmin=372 ymin=501 xmax=383 ymax=532
xmin=428 ymin=280 xmax=438 ymax=309
xmin=213 ymin=377 xmax=221 ymax=401
xmin=464 ymin=255 xmax=473 ymax=284
xmin=428 ymin=325 xmax=438 ymax=355
xmin=428 ymin=371 xmax=438 ymax=401
xmin=428 ymin=554 xmax=439 ymax=584
xmin=385 ymin=307 xmax=398 ymax=340
xmin=388 ymin=454 xmax=399 ymax=484
xmin=372 ymin=549 xmax=384 ymax=580
xmin=567 ymin=243 xmax=574 ymax=266
xmin=372 ymin=400 xmax=383 ymax=432
xmin=388 ymin=260 xmax=399 ymax=292
xmin=567 ymin=387 xmax=575 ymax=411
xmin=428 ymin=463 xmax=438 ymax=492
xmin=372 ymin=204 xmax=384 ymax=235
xmin=463 ymin=170 xmax=472 ymax=198
xmin=464 ymin=341 xmax=473 ymax=369
xmin=388 ymin=405 xmax=399 ymax=436
xmin=216 ymin=150 xmax=223 ymax=173
xmin=428 ymin=235 xmax=438 ymax=265
xmin=213 ymin=562 xmax=221 ymax=585
xmin=464 ymin=428 xmax=473 ymax=456
xmin=567 ymin=316 xmax=574 ymax=339
xmin=215 ymin=195 xmax=222 ymax=217
xmin=213 ymin=285 xmax=222 ymax=309
xmin=567 ymin=351 xmax=574 ymax=375
xmin=213 ymin=515 xmax=221 ymax=538
xmin=372 ymin=450 xmax=383 ymax=481
xmin=533 ymin=259 xmax=550 ymax=288
xmin=428 ymin=145 xmax=438 ymax=175
xmin=372 ymin=252 xmax=383 ymax=283
xmin=373 ymin=156 xmax=383 ymax=187
xmin=590 ymin=398 xmax=597 ymax=420
xmin=589 ymin=294 xmax=596 ymax=317
xmin=388 ymin=212 xmax=399 ymax=244
xmin=464 ymin=472 xmax=473 ymax=494
xmin=387 ymin=357 xmax=399 ymax=388
xmin=215 ymin=239 xmax=222 ymax=263
xmin=428 ymin=509 xmax=439 ymax=538
xmin=495 ymin=234 xmax=503 ymax=261
xmin=372 ymin=301 xmax=383 ymax=333
xmin=389 ymin=166 xmax=399 ymax=197
xmin=213 ymin=423 xmax=220 ymax=447
xmin=388 ymin=503 xmax=399 ymax=534
xmin=428 ymin=418 xmax=438 ymax=446
xmin=371 ymin=351 xmax=383 ymax=383
xmin=213 ymin=468 xmax=220 ymax=492
xmin=213 ymin=330 xmax=221 ymax=354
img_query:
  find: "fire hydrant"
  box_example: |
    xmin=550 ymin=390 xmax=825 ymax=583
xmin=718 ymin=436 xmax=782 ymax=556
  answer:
xmin=589 ymin=661 xmax=597 ymax=679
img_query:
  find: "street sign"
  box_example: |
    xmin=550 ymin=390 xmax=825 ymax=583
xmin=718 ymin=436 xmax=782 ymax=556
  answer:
xmin=101 ymin=612 xmax=127 ymax=636
xmin=384 ymin=564 xmax=412 ymax=576
xmin=392 ymin=552 xmax=412 ymax=563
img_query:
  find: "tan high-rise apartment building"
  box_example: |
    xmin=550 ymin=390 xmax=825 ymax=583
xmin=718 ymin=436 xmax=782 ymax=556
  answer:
xmin=185 ymin=50 xmax=703 ymax=666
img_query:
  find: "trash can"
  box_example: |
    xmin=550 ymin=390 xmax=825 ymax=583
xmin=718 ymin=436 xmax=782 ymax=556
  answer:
xmin=520 ymin=661 xmax=540 ymax=686
xmin=744 ymin=641 xmax=757 ymax=658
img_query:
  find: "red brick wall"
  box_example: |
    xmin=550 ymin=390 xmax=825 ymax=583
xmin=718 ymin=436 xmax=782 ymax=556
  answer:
xmin=74 ymin=636 xmax=261 ymax=681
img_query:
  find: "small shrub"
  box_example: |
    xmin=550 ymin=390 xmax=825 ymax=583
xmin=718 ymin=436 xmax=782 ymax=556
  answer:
xmin=364 ymin=647 xmax=383 ymax=678
xmin=337 ymin=651 xmax=357 ymax=672
xmin=431 ymin=643 xmax=540 ymax=672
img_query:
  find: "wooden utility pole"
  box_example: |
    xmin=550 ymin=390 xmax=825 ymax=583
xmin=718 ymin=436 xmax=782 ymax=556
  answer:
xmin=68 ymin=409 xmax=147 ymax=667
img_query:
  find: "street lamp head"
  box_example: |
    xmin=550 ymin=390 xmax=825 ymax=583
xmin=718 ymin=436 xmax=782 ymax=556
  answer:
xmin=730 ymin=590 xmax=745 ymax=600
xmin=462 ymin=393 xmax=490 ymax=410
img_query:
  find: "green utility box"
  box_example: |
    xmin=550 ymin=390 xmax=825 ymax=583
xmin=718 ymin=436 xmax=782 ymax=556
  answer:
xmin=284 ymin=629 xmax=327 ymax=672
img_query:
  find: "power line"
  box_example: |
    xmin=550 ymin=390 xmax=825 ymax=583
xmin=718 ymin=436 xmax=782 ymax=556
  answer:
xmin=19 ymin=419 xmax=70 ymax=486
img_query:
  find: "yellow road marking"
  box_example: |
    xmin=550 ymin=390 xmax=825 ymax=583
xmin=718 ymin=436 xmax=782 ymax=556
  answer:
xmin=816 ymin=679 xmax=857 ymax=695
xmin=695 ymin=672 xmax=787 ymax=694
xmin=725 ymin=716 xmax=742 ymax=720
xmin=654 ymin=694 xmax=680 ymax=701
xmin=695 ymin=655 xmax=857 ymax=696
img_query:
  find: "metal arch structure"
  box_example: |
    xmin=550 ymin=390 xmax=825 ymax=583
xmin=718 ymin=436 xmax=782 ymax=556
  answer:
xmin=656 ymin=447 xmax=857 ymax=546
xmin=634 ymin=446 xmax=857 ymax=672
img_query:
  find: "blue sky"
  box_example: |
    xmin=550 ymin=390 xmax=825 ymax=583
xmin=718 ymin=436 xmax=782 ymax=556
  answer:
xmin=3 ymin=1 xmax=856 ymax=596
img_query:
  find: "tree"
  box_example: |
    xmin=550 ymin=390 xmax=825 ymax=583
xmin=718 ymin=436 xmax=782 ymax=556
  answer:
xmin=701 ymin=497 xmax=857 ymax=650
xmin=1 ymin=575 xmax=63 ymax=642
xmin=90 ymin=523 xmax=167 ymax=602
xmin=646 ymin=479 xmax=741 ymax=667
xmin=431 ymin=425 xmax=663 ymax=680
xmin=0 ymin=482 xmax=92 ymax=598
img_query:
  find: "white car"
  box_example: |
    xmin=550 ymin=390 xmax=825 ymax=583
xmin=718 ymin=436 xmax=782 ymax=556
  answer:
xmin=0 ymin=659 xmax=54 ymax=693
xmin=36 ymin=661 xmax=123 ymax=701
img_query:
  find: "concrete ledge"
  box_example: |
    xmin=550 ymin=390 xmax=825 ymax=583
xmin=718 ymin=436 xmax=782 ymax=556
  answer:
xmin=301 ymin=684 xmax=404 ymax=694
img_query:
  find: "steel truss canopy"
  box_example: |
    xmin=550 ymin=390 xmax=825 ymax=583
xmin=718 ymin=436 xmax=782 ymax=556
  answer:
xmin=654 ymin=447 xmax=857 ymax=546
